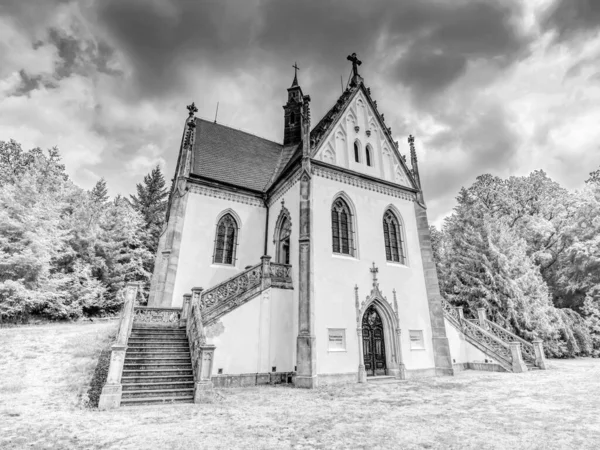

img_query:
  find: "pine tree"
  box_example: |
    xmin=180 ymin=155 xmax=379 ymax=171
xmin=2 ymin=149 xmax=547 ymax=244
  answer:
xmin=91 ymin=178 xmax=109 ymax=203
xmin=129 ymin=165 xmax=168 ymax=259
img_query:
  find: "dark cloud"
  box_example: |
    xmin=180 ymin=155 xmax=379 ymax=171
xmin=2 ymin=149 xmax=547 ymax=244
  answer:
xmin=13 ymin=70 xmax=43 ymax=96
xmin=543 ymin=0 xmax=600 ymax=41
xmin=394 ymin=2 xmax=529 ymax=99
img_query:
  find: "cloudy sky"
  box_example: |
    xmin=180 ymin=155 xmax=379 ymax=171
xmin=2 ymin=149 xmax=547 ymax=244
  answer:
xmin=1 ymin=0 xmax=599 ymax=225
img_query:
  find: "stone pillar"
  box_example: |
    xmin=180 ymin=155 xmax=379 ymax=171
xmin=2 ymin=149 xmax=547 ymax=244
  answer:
xmin=148 ymin=181 xmax=189 ymax=308
xmin=395 ymin=328 xmax=406 ymax=380
xmin=532 ymin=339 xmax=547 ymax=370
xmin=194 ymin=344 xmax=216 ymax=403
xmin=510 ymin=342 xmax=528 ymax=373
xmin=296 ymin=96 xmax=317 ymax=389
xmin=477 ymin=308 xmax=488 ymax=329
xmin=260 ymin=255 xmax=272 ymax=290
xmin=180 ymin=294 xmax=191 ymax=328
xmin=413 ymin=202 xmax=454 ymax=376
xmin=456 ymin=307 xmax=465 ymax=329
xmin=357 ymin=327 xmax=367 ymax=383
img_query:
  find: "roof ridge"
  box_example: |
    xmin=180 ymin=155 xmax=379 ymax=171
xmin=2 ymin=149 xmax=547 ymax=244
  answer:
xmin=195 ymin=117 xmax=282 ymax=147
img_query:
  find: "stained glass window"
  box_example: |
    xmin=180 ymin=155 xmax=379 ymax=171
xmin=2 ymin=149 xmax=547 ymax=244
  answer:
xmin=383 ymin=210 xmax=405 ymax=264
xmin=332 ymin=198 xmax=354 ymax=256
xmin=213 ymin=213 xmax=238 ymax=265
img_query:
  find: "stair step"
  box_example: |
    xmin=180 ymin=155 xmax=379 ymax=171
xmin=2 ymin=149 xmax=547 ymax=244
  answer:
xmin=122 ymin=381 xmax=195 ymax=390
xmin=122 ymin=375 xmax=194 ymax=383
xmin=124 ymin=363 xmax=193 ymax=371
xmin=129 ymin=335 xmax=188 ymax=340
xmin=121 ymin=396 xmax=194 ymax=406
xmin=126 ymin=341 xmax=190 ymax=348
xmin=127 ymin=349 xmax=190 ymax=355
xmin=125 ymin=355 xmax=191 ymax=362
xmin=123 ymin=368 xmax=193 ymax=375
xmin=121 ymin=388 xmax=194 ymax=399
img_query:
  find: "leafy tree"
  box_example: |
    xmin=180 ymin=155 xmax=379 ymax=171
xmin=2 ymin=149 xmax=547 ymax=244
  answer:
xmin=91 ymin=178 xmax=109 ymax=204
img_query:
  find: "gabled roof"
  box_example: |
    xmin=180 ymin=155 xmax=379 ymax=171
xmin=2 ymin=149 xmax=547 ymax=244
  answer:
xmin=192 ymin=119 xmax=299 ymax=192
xmin=309 ymin=81 xmax=419 ymax=190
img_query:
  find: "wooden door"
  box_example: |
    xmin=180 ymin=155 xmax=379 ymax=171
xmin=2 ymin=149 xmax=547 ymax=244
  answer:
xmin=362 ymin=305 xmax=387 ymax=376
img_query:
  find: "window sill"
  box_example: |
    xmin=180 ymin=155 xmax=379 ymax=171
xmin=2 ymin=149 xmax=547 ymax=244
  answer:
xmin=332 ymin=253 xmax=359 ymax=261
xmin=328 ymin=349 xmax=347 ymax=353
xmin=210 ymin=264 xmax=237 ymax=269
xmin=386 ymin=261 xmax=409 ymax=268
xmin=410 ymin=347 xmax=426 ymax=351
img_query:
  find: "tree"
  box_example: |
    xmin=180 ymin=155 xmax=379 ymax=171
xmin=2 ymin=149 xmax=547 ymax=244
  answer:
xmin=91 ymin=178 xmax=109 ymax=204
xmin=129 ymin=165 xmax=168 ymax=269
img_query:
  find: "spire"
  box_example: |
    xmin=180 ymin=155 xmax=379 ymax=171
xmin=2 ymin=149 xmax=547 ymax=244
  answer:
xmin=292 ymin=62 xmax=300 ymax=87
xmin=283 ymin=62 xmax=305 ymax=146
xmin=408 ymin=135 xmax=421 ymax=189
xmin=347 ymin=52 xmax=363 ymax=87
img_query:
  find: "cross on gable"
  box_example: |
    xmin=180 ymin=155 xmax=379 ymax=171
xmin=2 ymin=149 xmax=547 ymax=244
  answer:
xmin=347 ymin=52 xmax=362 ymax=77
xmin=293 ymin=62 xmax=300 ymax=75
xmin=187 ymin=102 xmax=198 ymax=117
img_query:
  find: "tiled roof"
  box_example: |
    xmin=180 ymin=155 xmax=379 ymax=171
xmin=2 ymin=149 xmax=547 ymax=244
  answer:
xmin=192 ymin=119 xmax=298 ymax=192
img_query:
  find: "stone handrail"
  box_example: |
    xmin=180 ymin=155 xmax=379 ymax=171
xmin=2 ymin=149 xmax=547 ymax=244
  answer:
xmin=98 ymin=282 xmax=140 ymax=410
xmin=461 ymin=318 xmax=512 ymax=365
xmin=187 ymin=289 xmax=216 ymax=403
xmin=134 ymin=306 xmax=181 ymax=326
xmin=484 ymin=320 xmax=536 ymax=364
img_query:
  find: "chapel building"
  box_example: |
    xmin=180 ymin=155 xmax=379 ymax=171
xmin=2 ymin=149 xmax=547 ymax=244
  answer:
xmin=148 ymin=54 xmax=456 ymax=386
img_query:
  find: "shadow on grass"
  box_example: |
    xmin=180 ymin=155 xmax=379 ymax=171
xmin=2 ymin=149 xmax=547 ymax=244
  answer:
xmin=86 ymin=347 xmax=112 ymax=408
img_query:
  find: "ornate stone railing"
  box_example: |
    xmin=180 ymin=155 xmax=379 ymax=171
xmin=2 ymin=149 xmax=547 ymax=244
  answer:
xmin=199 ymin=262 xmax=263 ymax=320
xmin=133 ymin=306 xmax=181 ymax=326
xmin=271 ymin=263 xmax=293 ymax=288
xmin=99 ymin=282 xmax=140 ymax=410
xmin=441 ymin=299 xmax=461 ymax=327
xmin=462 ymin=319 xmax=513 ymax=365
xmin=484 ymin=320 xmax=536 ymax=364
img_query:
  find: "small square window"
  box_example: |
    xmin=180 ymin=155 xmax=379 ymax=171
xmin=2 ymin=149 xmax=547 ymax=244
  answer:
xmin=328 ymin=328 xmax=346 ymax=351
xmin=409 ymin=330 xmax=425 ymax=350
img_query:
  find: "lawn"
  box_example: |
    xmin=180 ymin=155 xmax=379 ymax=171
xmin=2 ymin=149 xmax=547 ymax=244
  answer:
xmin=1 ymin=322 xmax=599 ymax=449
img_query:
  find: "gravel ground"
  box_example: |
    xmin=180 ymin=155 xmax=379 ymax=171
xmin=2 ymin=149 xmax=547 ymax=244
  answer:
xmin=1 ymin=322 xmax=599 ymax=450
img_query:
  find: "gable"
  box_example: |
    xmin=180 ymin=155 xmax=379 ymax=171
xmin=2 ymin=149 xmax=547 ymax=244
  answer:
xmin=312 ymin=88 xmax=414 ymax=189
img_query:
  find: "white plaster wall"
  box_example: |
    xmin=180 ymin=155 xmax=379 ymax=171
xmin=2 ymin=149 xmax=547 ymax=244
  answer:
xmin=266 ymin=181 xmax=301 ymax=369
xmin=445 ymin=318 xmax=493 ymax=364
xmin=206 ymin=287 xmax=295 ymax=375
xmin=311 ymin=175 xmax=436 ymax=375
xmin=172 ymin=191 xmax=266 ymax=306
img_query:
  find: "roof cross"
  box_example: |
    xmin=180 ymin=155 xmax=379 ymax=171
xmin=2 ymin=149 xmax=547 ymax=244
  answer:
xmin=293 ymin=62 xmax=300 ymax=76
xmin=347 ymin=52 xmax=362 ymax=78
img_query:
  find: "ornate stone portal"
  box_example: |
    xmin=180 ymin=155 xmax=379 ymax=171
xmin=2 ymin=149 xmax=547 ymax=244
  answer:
xmin=355 ymin=263 xmax=405 ymax=381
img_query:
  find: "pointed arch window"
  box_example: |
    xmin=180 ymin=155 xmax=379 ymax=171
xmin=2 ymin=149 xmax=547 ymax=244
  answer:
xmin=213 ymin=213 xmax=238 ymax=265
xmin=383 ymin=210 xmax=405 ymax=264
xmin=276 ymin=216 xmax=291 ymax=264
xmin=332 ymin=198 xmax=355 ymax=256
xmin=365 ymin=145 xmax=372 ymax=167
xmin=354 ymin=141 xmax=360 ymax=163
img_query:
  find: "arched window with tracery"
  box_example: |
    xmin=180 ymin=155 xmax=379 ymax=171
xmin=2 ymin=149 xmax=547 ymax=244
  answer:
xmin=354 ymin=141 xmax=360 ymax=163
xmin=213 ymin=213 xmax=238 ymax=265
xmin=365 ymin=145 xmax=372 ymax=167
xmin=331 ymin=197 xmax=355 ymax=256
xmin=383 ymin=210 xmax=405 ymax=264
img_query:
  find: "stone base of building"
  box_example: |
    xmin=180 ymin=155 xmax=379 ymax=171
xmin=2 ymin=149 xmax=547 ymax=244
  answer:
xmin=212 ymin=372 xmax=294 ymax=388
xmin=452 ymin=362 xmax=507 ymax=373
xmin=98 ymin=384 xmax=122 ymax=410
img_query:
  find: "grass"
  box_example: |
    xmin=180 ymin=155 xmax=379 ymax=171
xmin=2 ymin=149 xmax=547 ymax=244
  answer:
xmin=1 ymin=323 xmax=599 ymax=449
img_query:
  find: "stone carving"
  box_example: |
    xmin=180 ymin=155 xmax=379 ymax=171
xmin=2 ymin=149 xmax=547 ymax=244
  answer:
xmin=313 ymin=165 xmax=416 ymax=202
xmin=134 ymin=307 xmax=181 ymax=324
xmin=270 ymin=263 xmax=292 ymax=283
xmin=441 ymin=298 xmax=460 ymax=326
xmin=200 ymin=264 xmax=262 ymax=312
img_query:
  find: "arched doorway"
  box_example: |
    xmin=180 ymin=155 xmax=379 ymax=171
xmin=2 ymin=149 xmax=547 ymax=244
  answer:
xmin=276 ymin=216 xmax=291 ymax=264
xmin=362 ymin=304 xmax=387 ymax=376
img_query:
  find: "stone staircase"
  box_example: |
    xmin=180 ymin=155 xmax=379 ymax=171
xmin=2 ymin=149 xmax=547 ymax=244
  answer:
xmin=121 ymin=325 xmax=194 ymax=406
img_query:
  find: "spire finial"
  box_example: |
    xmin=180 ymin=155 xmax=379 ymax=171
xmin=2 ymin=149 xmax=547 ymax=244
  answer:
xmin=409 ymin=135 xmax=421 ymax=189
xmin=370 ymin=262 xmax=379 ymax=287
xmin=186 ymin=102 xmax=198 ymax=117
xmin=291 ymin=62 xmax=300 ymax=87
xmin=408 ymin=135 xmax=417 ymax=161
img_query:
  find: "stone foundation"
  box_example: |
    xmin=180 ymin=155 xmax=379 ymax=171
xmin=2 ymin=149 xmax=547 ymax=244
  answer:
xmin=212 ymin=372 xmax=294 ymax=388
